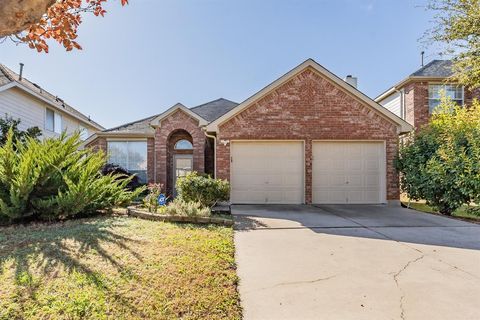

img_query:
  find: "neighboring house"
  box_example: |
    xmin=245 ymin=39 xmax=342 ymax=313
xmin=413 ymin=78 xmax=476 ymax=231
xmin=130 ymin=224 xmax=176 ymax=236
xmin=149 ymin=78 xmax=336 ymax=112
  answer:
xmin=85 ymin=59 xmax=412 ymax=205
xmin=0 ymin=64 xmax=104 ymax=139
xmin=375 ymin=60 xmax=480 ymax=130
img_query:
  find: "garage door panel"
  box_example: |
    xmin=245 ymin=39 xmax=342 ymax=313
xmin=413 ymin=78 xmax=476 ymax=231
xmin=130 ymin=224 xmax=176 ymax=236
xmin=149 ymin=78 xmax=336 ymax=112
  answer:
xmin=231 ymin=141 xmax=304 ymax=204
xmin=313 ymin=141 xmax=385 ymax=204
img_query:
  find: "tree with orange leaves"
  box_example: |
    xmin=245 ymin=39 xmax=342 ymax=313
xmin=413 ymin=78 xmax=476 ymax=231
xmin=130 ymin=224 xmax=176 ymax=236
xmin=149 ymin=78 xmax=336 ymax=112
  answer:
xmin=0 ymin=0 xmax=128 ymax=53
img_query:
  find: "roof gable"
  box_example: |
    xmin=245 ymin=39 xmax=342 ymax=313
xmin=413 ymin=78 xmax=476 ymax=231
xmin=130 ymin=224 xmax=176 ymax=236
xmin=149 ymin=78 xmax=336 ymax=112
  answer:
xmin=150 ymin=103 xmax=208 ymax=127
xmin=206 ymin=59 xmax=412 ymax=133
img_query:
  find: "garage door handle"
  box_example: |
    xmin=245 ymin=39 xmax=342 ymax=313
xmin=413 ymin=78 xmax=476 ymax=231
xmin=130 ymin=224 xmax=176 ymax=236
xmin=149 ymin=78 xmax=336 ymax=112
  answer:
xmin=346 ymin=181 xmax=349 ymax=184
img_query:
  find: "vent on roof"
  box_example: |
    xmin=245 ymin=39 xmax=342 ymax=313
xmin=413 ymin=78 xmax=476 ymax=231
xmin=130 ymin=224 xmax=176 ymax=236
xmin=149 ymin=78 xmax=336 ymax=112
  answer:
xmin=55 ymin=96 xmax=64 ymax=103
xmin=19 ymin=63 xmax=24 ymax=81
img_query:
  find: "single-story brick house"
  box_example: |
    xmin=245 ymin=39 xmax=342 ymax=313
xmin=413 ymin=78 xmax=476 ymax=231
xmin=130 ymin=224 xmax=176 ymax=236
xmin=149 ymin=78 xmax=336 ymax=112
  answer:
xmin=85 ymin=59 xmax=412 ymax=205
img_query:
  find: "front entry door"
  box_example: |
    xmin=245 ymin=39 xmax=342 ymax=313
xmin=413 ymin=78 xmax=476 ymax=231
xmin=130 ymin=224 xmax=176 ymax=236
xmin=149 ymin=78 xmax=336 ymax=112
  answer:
xmin=173 ymin=154 xmax=193 ymax=196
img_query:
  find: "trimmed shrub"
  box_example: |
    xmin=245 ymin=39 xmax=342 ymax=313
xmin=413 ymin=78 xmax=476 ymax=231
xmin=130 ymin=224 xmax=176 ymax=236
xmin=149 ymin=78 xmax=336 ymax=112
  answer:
xmin=175 ymin=172 xmax=229 ymax=208
xmin=0 ymin=129 xmax=145 ymax=223
xmin=163 ymin=199 xmax=210 ymax=217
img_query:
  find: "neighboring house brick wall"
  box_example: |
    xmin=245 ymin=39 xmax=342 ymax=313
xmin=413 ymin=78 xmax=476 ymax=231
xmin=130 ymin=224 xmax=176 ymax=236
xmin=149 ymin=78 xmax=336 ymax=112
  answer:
xmin=216 ymin=68 xmax=400 ymax=203
xmin=154 ymin=110 xmax=206 ymax=194
xmin=86 ymin=136 xmax=107 ymax=153
xmin=402 ymin=82 xmax=480 ymax=131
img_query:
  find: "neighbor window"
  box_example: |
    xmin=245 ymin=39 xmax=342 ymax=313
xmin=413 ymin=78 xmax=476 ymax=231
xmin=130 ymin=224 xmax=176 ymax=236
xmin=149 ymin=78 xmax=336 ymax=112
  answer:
xmin=428 ymin=84 xmax=463 ymax=113
xmin=79 ymin=125 xmax=89 ymax=140
xmin=45 ymin=109 xmax=62 ymax=133
xmin=107 ymin=141 xmax=147 ymax=183
xmin=174 ymin=139 xmax=193 ymax=150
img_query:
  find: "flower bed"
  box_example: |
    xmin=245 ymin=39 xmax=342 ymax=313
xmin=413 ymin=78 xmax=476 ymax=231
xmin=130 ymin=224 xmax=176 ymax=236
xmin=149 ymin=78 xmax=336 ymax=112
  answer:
xmin=127 ymin=206 xmax=234 ymax=226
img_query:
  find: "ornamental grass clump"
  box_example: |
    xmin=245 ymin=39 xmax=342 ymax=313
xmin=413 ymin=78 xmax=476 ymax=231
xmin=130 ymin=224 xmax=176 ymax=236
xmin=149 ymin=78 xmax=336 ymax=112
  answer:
xmin=163 ymin=199 xmax=211 ymax=217
xmin=0 ymin=129 xmax=145 ymax=223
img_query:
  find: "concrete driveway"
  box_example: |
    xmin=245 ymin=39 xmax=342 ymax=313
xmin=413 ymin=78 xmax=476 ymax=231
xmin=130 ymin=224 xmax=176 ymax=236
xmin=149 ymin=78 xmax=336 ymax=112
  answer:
xmin=233 ymin=205 xmax=480 ymax=320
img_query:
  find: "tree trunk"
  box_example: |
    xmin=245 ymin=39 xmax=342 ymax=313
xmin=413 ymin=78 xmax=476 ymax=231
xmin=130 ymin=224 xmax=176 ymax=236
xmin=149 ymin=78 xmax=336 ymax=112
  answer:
xmin=0 ymin=0 xmax=55 ymax=37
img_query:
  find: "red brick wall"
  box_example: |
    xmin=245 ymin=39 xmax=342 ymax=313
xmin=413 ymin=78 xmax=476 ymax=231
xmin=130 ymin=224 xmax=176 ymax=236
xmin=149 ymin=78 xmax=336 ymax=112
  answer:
xmin=403 ymin=81 xmax=480 ymax=131
xmin=147 ymin=138 xmax=155 ymax=183
xmin=154 ymin=110 xmax=206 ymax=196
xmin=216 ymin=67 xmax=400 ymax=203
xmin=85 ymin=137 xmax=107 ymax=153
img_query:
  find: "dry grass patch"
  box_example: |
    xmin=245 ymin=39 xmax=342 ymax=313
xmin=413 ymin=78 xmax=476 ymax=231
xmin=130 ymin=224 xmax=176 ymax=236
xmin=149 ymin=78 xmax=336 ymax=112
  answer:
xmin=0 ymin=217 xmax=241 ymax=319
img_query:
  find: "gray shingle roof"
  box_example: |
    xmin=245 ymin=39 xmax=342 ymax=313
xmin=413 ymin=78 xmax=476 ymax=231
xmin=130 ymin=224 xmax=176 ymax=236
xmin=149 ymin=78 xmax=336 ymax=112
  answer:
xmin=103 ymin=114 xmax=158 ymax=134
xmin=411 ymin=60 xmax=453 ymax=77
xmin=104 ymin=98 xmax=238 ymax=134
xmin=190 ymin=98 xmax=238 ymax=122
xmin=0 ymin=64 xmax=104 ymax=129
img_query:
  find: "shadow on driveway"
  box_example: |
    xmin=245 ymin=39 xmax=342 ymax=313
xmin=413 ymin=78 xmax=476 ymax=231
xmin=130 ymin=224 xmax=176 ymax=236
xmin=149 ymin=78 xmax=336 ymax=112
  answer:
xmin=233 ymin=204 xmax=480 ymax=251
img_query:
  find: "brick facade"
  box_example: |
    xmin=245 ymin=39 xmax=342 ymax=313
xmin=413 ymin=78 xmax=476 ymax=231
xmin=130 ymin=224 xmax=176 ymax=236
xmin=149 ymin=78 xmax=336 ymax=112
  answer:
xmin=403 ymin=81 xmax=480 ymax=131
xmin=86 ymin=136 xmax=107 ymax=153
xmin=215 ymin=67 xmax=400 ymax=203
xmin=153 ymin=110 xmax=206 ymax=195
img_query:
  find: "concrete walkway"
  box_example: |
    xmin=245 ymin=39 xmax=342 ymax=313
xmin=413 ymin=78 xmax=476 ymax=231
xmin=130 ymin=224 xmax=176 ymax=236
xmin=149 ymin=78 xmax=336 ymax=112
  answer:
xmin=233 ymin=205 xmax=480 ymax=320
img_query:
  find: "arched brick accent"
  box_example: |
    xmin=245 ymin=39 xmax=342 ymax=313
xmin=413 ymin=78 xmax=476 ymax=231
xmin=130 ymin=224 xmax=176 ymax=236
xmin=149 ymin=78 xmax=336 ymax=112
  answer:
xmin=154 ymin=109 xmax=205 ymax=196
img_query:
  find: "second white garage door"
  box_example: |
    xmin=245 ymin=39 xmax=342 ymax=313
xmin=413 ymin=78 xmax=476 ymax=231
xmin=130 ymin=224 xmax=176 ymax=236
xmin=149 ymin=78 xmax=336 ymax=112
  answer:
xmin=230 ymin=141 xmax=304 ymax=204
xmin=312 ymin=141 xmax=386 ymax=204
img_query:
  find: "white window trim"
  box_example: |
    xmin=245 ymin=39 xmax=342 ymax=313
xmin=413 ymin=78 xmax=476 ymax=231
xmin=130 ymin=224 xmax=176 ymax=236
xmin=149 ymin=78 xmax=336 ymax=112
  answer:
xmin=428 ymin=83 xmax=464 ymax=113
xmin=107 ymin=140 xmax=148 ymax=171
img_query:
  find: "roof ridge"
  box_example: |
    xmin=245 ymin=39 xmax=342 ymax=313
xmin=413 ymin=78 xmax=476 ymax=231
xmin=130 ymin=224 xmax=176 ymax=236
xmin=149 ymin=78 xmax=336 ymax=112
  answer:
xmin=190 ymin=98 xmax=237 ymax=110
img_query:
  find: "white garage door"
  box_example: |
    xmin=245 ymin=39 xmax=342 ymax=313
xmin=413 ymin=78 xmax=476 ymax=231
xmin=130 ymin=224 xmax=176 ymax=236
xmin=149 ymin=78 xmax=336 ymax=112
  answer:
xmin=231 ymin=141 xmax=304 ymax=204
xmin=312 ymin=141 xmax=385 ymax=204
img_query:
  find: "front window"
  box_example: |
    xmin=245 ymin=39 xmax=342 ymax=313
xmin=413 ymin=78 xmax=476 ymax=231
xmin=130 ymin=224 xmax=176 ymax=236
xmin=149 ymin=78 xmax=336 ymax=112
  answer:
xmin=174 ymin=139 xmax=193 ymax=150
xmin=107 ymin=141 xmax=148 ymax=183
xmin=428 ymin=84 xmax=463 ymax=113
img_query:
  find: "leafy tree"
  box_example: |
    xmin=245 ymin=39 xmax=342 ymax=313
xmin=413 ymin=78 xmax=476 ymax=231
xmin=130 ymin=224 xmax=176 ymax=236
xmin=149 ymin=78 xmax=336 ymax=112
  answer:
xmin=0 ymin=115 xmax=41 ymax=146
xmin=0 ymin=0 xmax=128 ymax=53
xmin=397 ymin=96 xmax=480 ymax=215
xmin=425 ymin=0 xmax=480 ymax=89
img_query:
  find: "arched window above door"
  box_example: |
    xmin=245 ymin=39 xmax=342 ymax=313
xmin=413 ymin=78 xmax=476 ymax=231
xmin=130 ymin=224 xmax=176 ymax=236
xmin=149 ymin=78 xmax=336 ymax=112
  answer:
xmin=174 ymin=139 xmax=193 ymax=150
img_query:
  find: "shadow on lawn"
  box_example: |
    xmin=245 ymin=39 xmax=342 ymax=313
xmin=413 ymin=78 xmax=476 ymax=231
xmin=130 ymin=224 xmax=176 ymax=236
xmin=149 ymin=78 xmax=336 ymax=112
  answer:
xmin=0 ymin=217 xmax=149 ymax=317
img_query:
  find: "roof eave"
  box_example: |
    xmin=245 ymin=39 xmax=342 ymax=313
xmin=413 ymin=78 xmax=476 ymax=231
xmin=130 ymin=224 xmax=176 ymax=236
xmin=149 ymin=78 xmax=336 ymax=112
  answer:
xmin=0 ymin=81 xmax=104 ymax=130
xmin=375 ymin=76 xmax=453 ymax=102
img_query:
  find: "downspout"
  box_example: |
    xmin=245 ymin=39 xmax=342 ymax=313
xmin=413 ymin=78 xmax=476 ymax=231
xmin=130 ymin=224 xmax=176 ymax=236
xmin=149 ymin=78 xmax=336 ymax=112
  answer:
xmin=203 ymin=129 xmax=217 ymax=179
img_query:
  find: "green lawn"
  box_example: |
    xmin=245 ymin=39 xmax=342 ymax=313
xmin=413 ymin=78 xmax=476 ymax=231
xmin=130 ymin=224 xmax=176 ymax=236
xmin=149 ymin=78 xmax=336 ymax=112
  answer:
xmin=0 ymin=216 xmax=242 ymax=320
xmin=401 ymin=196 xmax=480 ymax=222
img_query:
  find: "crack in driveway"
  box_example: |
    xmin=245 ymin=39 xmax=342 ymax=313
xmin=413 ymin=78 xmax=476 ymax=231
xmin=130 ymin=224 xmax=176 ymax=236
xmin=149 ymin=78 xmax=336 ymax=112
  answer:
xmin=247 ymin=274 xmax=337 ymax=294
xmin=392 ymin=255 xmax=426 ymax=320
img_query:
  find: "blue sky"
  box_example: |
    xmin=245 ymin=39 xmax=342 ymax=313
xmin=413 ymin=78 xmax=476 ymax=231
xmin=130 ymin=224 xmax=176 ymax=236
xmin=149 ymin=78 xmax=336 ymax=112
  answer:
xmin=1 ymin=0 xmax=437 ymax=129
